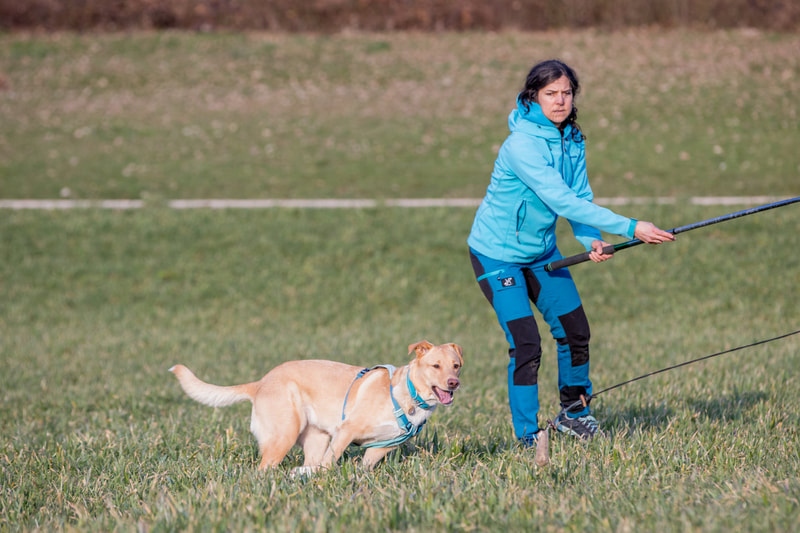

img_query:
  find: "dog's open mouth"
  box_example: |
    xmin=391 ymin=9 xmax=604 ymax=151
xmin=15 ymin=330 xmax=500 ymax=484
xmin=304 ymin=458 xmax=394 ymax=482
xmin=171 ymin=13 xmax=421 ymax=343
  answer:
xmin=433 ymin=386 xmax=454 ymax=405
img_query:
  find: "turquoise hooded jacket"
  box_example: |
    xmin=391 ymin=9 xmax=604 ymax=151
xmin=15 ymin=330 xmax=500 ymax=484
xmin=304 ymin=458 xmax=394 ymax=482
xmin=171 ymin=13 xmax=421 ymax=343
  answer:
xmin=468 ymin=99 xmax=637 ymax=264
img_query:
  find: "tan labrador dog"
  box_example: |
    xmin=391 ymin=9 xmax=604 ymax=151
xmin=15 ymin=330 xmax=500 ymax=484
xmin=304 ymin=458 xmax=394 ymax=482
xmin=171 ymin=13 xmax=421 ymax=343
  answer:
xmin=169 ymin=341 xmax=463 ymax=473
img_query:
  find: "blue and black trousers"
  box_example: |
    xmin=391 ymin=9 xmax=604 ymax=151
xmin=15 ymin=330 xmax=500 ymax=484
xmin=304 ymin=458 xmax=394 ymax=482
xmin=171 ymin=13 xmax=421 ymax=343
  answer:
xmin=469 ymin=247 xmax=593 ymax=440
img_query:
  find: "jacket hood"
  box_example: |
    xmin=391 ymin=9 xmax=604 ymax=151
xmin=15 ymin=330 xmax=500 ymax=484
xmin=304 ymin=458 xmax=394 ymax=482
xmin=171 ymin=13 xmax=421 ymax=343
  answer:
xmin=509 ymin=96 xmax=572 ymax=141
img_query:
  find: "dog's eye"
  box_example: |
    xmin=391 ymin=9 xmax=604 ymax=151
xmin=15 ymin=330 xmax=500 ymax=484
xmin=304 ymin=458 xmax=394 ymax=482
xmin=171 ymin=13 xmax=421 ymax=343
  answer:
xmin=433 ymin=364 xmax=440 ymax=369
xmin=453 ymin=364 xmax=460 ymax=370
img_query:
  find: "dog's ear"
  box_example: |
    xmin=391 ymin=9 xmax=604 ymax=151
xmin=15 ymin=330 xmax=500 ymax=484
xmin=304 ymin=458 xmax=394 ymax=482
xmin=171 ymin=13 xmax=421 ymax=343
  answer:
xmin=408 ymin=341 xmax=434 ymax=358
xmin=448 ymin=343 xmax=464 ymax=364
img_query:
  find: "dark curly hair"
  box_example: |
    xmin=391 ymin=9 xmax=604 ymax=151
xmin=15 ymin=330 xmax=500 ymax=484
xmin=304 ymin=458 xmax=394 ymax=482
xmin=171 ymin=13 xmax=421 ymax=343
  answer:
xmin=518 ymin=59 xmax=584 ymax=141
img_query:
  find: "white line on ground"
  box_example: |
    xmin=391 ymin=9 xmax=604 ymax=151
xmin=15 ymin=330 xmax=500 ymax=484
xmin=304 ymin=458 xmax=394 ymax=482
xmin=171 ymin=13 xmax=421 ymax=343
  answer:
xmin=169 ymin=198 xmax=378 ymax=209
xmin=0 ymin=197 xmax=793 ymax=210
xmin=0 ymin=199 xmax=145 ymax=210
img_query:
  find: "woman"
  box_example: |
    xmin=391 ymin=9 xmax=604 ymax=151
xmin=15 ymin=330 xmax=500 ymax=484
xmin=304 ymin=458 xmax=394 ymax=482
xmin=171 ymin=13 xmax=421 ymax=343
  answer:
xmin=468 ymin=60 xmax=674 ymax=445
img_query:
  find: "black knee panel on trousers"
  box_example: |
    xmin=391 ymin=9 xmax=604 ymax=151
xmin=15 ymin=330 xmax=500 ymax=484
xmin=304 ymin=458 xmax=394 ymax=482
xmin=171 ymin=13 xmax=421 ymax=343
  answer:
xmin=507 ymin=315 xmax=542 ymax=386
xmin=557 ymin=305 xmax=591 ymax=367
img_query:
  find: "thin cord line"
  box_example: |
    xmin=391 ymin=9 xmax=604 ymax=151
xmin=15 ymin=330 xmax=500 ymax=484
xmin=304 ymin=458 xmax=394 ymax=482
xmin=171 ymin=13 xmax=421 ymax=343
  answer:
xmin=593 ymin=329 xmax=800 ymax=398
xmin=554 ymin=329 xmax=800 ymax=418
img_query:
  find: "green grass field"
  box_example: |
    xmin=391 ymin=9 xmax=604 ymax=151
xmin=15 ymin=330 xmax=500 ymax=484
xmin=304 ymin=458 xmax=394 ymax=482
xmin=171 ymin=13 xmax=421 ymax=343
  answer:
xmin=1 ymin=29 xmax=800 ymax=531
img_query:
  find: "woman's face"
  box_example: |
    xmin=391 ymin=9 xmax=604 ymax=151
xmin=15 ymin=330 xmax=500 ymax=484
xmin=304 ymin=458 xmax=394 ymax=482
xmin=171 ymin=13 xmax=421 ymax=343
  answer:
xmin=536 ymin=75 xmax=573 ymax=126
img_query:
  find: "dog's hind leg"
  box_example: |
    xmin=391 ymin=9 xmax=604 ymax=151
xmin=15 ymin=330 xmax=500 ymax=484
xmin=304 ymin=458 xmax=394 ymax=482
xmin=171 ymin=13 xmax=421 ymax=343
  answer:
xmin=257 ymin=437 xmax=296 ymax=470
xmin=298 ymin=427 xmax=331 ymax=467
xmin=255 ymin=417 xmax=299 ymax=471
xmin=251 ymin=400 xmax=302 ymax=470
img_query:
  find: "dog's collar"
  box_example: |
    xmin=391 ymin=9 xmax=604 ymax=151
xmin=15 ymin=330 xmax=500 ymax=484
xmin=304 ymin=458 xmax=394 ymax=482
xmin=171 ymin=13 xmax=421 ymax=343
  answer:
xmin=406 ymin=370 xmax=433 ymax=410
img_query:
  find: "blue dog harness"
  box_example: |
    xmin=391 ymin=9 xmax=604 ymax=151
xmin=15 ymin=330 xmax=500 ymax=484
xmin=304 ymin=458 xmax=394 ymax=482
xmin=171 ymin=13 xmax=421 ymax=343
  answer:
xmin=341 ymin=365 xmax=433 ymax=448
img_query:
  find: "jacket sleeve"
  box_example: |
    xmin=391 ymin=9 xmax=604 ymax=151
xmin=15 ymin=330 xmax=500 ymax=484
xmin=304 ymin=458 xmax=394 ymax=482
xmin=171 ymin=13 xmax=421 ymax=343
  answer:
xmin=567 ymin=148 xmax=608 ymax=250
xmin=504 ymin=135 xmax=636 ymax=242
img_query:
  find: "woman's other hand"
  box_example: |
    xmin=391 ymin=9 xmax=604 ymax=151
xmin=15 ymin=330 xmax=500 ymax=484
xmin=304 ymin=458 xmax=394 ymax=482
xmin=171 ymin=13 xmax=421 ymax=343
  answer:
xmin=588 ymin=240 xmax=615 ymax=263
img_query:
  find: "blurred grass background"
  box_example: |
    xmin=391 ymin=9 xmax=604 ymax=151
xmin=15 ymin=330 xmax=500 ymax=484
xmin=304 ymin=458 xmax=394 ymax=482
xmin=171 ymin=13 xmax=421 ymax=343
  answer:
xmin=1 ymin=30 xmax=799 ymax=200
xmin=1 ymin=25 xmax=799 ymax=532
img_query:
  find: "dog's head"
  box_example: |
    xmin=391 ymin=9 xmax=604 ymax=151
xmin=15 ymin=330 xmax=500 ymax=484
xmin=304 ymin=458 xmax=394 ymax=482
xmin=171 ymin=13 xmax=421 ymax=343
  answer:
xmin=407 ymin=341 xmax=463 ymax=406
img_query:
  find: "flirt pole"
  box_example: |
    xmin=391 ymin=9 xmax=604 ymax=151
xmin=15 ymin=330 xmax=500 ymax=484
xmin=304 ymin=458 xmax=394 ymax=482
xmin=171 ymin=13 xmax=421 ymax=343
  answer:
xmin=544 ymin=197 xmax=800 ymax=272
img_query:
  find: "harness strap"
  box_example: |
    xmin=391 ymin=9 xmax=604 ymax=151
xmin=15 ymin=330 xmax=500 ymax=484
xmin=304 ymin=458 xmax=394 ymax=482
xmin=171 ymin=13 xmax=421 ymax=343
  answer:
xmin=340 ymin=364 xmax=427 ymax=448
xmin=341 ymin=367 xmax=372 ymax=421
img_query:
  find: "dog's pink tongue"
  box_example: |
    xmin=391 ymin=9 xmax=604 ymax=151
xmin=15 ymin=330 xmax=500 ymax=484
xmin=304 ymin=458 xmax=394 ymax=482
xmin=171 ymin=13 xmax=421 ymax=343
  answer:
xmin=435 ymin=387 xmax=453 ymax=404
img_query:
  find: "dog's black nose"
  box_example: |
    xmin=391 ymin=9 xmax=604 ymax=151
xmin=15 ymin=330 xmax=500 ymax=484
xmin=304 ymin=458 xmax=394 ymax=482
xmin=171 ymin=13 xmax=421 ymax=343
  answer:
xmin=447 ymin=378 xmax=460 ymax=390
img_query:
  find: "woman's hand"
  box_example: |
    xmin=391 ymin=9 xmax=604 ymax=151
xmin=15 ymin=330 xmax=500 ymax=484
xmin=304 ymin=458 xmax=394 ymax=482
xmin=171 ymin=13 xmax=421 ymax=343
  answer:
xmin=634 ymin=221 xmax=676 ymax=244
xmin=589 ymin=240 xmax=614 ymax=263
xmin=589 ymin=221 xmax=674 ymax=263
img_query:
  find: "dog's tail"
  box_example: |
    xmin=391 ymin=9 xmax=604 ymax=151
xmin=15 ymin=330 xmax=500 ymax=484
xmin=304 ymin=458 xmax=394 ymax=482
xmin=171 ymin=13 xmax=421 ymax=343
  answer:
xmin=169 ymin=364 xmax=256 ymax=408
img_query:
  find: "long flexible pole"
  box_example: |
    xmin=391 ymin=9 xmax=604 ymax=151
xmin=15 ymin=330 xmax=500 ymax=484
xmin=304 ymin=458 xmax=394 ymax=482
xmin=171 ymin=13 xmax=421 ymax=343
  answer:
xmin=544 ymin=196 xmax=800 ymax=272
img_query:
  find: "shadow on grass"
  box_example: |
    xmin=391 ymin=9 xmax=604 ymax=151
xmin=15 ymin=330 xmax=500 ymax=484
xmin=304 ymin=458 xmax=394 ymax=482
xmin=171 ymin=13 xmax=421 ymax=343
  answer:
xmin=598 ymin=402 xmax=675 ymax=435
xmin=597 ymin=389 xmax=769 ymax=436
xmin=684 ymin=390 xmax=768 ymax=421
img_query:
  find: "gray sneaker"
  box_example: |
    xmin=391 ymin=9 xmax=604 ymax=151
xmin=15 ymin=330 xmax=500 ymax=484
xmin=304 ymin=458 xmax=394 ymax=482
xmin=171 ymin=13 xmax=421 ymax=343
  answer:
xmin=553 ymin=413 xmax=601 ymax=440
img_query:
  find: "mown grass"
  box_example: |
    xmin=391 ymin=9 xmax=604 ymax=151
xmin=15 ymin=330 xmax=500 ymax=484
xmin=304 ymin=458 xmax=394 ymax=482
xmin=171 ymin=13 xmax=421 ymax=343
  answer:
xmin=1 ymin=204 xmax=799 ymax=531
xmin=1 ymin=30 xmax=799 ymax=200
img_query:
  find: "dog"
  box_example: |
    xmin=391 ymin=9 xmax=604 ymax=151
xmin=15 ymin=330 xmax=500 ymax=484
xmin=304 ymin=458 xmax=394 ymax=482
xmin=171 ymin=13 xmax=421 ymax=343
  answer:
xmin=169 ymin=340 xmax=463 ymax=473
